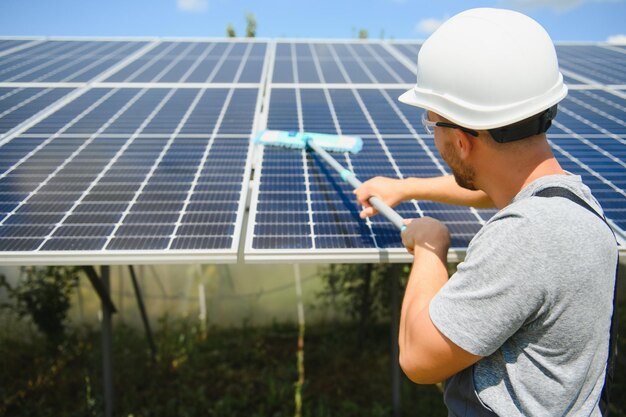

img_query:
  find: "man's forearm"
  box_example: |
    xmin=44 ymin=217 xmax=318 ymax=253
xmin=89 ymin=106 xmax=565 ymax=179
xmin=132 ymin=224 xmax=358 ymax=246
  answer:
xmin=399 ymin=247 xmax=449 ymax=357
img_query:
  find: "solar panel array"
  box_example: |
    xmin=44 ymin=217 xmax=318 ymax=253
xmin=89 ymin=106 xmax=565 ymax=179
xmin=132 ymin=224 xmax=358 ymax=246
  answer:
xmin=0 ymin=38 xmax=624 ymax=265
xmin=0 ymin=38 xmax=267 ymax=264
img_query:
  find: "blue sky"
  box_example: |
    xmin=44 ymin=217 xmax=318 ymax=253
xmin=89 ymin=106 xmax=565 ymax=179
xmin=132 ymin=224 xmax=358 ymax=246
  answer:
xmin=0 ymin=0 xmax=625 ymax=42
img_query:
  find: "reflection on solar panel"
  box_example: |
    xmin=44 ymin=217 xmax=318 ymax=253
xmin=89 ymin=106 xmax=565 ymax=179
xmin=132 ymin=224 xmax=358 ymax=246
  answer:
xmin=0 ymin=37 xmax=624 ymax=264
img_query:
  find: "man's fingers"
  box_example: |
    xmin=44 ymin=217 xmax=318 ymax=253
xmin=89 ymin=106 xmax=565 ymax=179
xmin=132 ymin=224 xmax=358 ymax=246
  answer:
xmin=360 ymin=206 xmax=378 ymax=219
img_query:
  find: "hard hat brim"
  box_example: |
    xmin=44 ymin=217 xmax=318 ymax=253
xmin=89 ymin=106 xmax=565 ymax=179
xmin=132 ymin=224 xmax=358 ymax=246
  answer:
xmin=398 ymin=79 xmax=568 ymax=131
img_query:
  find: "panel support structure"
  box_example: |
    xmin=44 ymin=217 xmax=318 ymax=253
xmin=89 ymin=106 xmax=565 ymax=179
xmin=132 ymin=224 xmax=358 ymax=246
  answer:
xmin=129 ymin=265 xmax=157 ymax=361
xmin=391 ymin=273 xmax=401 ymax=417
xmin=101 ymin=266 xmax=114 ymax=417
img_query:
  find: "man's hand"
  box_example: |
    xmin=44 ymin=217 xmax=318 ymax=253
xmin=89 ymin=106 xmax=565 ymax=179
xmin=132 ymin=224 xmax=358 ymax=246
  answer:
xmin=354 ymin=176 xmax=407 ymax=219
xmin=401 ymin=217 xmax=450 ymax=261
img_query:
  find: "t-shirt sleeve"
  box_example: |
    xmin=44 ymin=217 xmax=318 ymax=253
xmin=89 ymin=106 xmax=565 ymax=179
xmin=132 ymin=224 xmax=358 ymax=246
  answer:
xmin=429 ymin=211 xmax=547 ymax=357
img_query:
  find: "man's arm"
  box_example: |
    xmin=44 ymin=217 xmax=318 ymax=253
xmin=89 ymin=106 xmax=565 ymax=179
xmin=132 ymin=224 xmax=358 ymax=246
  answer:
xmin=398 ymin=217 xmax=482 ymax=384
xmin=354 ymin=175 xmax=494 ymax=219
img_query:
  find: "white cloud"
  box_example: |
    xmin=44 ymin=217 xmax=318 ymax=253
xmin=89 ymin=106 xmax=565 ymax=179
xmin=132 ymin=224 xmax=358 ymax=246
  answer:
xmin=607 ymin=34 xmax=626 ymax=44
xmin=416 ymin=17 xmax=448 ymax=34
xmin=504 ymin=0 xmax=623 ymax=12
xmin=177 ymin=0 xmax=209 ymax=12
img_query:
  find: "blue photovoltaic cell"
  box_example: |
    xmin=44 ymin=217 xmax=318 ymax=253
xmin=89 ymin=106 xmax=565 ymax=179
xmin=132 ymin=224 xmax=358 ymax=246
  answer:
xmin=0 ymin=87 xmax=73 ymax=134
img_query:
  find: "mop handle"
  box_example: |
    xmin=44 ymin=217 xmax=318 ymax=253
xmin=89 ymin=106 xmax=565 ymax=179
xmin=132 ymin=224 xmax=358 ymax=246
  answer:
xmin=307 ymin=139 xmax=406 ymax=232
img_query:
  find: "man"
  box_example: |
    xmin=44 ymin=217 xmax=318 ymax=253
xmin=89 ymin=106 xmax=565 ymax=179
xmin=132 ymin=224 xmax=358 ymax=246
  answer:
xmin=354 ymin=8 xmax=617 ymax=416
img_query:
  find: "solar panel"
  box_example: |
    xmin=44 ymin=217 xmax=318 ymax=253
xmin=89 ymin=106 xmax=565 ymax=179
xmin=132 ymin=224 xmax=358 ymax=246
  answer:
xmin=0 ymin=38 xmax=268 ymax=264
xmin=244 ymin=42 xmax=626 ymax=262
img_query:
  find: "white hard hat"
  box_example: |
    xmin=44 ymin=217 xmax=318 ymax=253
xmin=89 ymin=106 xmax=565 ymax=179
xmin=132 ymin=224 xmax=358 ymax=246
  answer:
xmin=399 ymin=8 xmax=568 ymax=132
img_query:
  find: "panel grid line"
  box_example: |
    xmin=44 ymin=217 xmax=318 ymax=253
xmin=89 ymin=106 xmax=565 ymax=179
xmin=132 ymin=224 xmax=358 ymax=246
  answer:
xmin=295 ymin=43 xmax=316 ymax=249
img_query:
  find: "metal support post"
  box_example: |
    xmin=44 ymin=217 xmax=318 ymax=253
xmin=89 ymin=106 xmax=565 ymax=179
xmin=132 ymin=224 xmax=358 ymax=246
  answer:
xmin=83 ymin=266 xmax=117 ymax=314
xmin=81 ymin=266 xmax=116 ymax=417
xmin=128 ymin=265 xmax=157 ymax=360
xmin=101 ymin=265 xmax=114 ymax=417
xmin=391 ymin=272 xmax=401 ymax=417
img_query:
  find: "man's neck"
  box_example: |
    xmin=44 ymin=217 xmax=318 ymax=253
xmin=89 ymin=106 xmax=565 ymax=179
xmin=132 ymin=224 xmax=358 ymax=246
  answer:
xmin=476 ymin=138 xmax=566 ymax=209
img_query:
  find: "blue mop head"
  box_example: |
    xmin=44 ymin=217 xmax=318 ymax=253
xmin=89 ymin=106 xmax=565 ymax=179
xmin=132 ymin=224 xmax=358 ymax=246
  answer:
xmin=254 ymin=130 xmax=363 ymax=154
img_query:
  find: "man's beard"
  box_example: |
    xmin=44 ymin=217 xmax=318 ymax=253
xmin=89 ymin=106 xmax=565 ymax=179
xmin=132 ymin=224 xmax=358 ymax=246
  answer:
xmin=443 ymin=141 xmax=477 ymax=191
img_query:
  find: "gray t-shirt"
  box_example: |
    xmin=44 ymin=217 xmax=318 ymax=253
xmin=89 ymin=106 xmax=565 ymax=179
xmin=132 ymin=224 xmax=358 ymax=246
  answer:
xmin=430 ymin=174 xmax=617 ymax=416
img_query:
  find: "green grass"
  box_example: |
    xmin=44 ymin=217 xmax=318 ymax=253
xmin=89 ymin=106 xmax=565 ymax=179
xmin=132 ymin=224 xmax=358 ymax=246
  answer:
xmin=1 ymin=307 xmax=624 ymax=417
xmin=0 ymin=318 xmax=445 ymax=417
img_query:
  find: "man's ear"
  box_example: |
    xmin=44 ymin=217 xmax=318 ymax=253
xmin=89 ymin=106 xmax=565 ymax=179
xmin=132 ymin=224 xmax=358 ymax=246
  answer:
xmin=452 ymin=129 xmax=474 ymax=160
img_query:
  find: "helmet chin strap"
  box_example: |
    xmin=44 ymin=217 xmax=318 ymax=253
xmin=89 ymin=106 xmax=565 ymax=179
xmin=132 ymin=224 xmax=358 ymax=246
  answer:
xmin=487 ymin=105 xmax=558 ymax=143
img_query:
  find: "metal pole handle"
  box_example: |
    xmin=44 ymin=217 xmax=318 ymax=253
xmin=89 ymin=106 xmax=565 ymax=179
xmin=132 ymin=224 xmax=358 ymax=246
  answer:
xmin=307 ymin=139 xmax=406 ymax=231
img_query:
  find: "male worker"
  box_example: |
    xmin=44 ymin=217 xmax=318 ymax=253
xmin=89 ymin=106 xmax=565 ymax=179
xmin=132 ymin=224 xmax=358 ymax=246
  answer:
xmin=355 ymin=8 xmax=618 ymax=417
